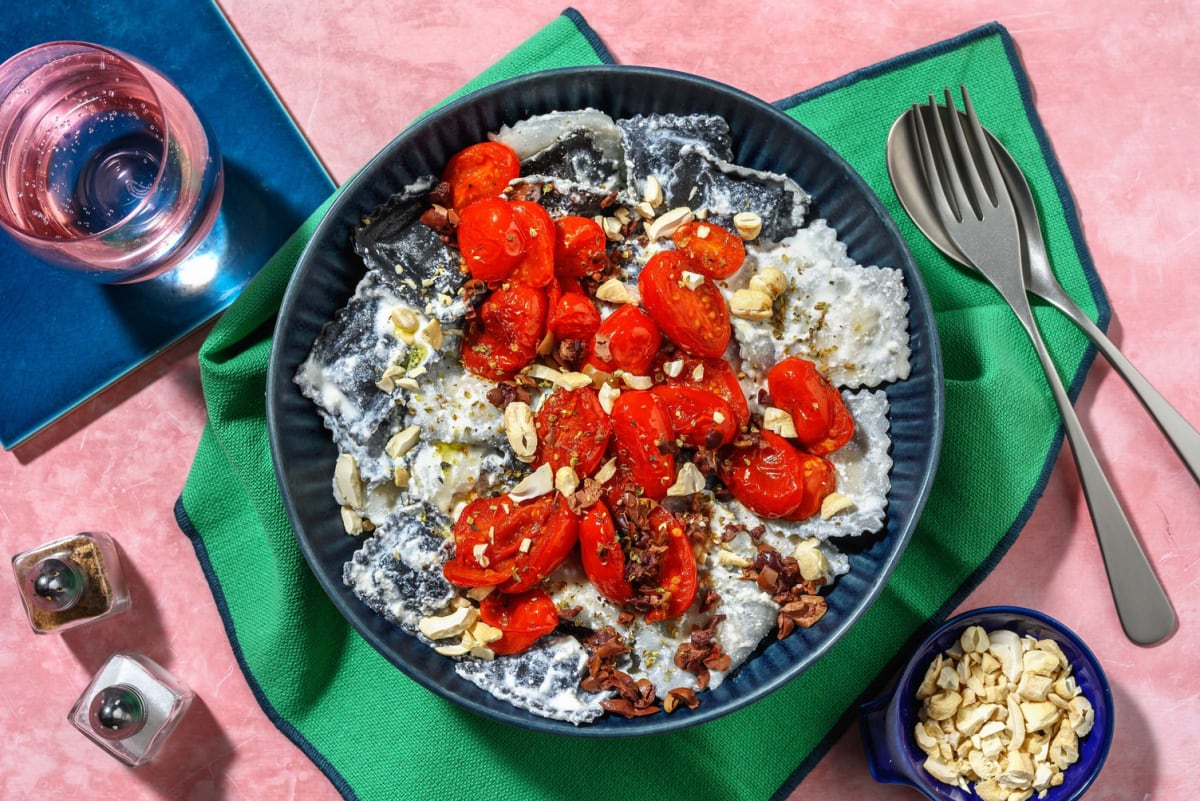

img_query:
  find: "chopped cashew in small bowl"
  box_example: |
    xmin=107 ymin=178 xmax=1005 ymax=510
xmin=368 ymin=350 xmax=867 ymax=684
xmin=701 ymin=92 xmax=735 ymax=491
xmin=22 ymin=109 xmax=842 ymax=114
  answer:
xmin=857 ymin=607 xmax=1113 ymax=801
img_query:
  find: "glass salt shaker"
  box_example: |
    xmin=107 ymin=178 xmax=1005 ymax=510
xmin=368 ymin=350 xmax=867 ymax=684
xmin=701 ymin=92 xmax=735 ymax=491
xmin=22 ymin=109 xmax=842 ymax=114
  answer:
xmin=11 ymin=531 xmax=131 ymax=634
xmin=68 ymin=652 xmax=194 ymax=766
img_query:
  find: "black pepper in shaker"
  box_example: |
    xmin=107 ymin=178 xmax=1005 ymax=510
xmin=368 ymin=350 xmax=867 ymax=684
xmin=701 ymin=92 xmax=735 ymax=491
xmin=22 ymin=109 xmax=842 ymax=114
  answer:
xmin=10 ymin=531 xmax=131 ymax=634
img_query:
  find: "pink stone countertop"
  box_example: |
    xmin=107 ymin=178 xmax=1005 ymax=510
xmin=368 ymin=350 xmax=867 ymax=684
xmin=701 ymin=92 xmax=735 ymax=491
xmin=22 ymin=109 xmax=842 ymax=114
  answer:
xmin=2 ymin=1 xmax=1198 ymax=799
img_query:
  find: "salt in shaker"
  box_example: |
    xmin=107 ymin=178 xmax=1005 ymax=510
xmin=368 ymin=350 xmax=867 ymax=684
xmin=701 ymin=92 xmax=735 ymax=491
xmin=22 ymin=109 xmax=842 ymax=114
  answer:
xmin=68 ymin=652 xmax=194 ymax=766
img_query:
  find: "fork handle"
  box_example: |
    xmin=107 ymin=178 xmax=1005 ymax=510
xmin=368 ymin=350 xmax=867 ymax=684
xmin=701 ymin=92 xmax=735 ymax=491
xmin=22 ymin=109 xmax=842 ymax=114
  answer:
xmin=1016 ymin=307 xmax=1177 ymax=645
xmin=1038 ymin=292 xmax=1200 ymax=486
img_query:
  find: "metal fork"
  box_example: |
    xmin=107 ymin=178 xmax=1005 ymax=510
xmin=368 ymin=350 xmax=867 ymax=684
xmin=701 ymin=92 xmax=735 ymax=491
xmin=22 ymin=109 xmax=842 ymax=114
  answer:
xmin=911 ymin=87 xmax=1176 ymax=645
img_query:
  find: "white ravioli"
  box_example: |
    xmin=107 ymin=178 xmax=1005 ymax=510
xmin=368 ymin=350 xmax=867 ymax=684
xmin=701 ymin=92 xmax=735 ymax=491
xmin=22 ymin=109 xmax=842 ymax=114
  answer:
xmin=730 ymin=220 xmax=911 ymax=389
xmin=491 ymin=108 xmax=622 ymax=162
xmin=404 ymin=359 xmax=503 ymax=446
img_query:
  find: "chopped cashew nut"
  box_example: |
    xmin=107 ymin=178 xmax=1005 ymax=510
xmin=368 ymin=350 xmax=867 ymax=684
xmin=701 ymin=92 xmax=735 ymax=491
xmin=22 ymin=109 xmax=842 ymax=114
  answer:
xmin=914 ymin=626 xmax=1096 ymax=795
xmin=524 ymin=363 xmax=592 ymax=390
xmin=418 ymin=605 xmax=478 ymax=640
xmin=504 ymin=401 xmax=538 ymax=462
xmin=732 ymin=211 xmax=763 ymax=240
xmin=819 ymin=492 xmax=856 ymax=520
xmin=508 ymin=463 xmax=554 ymax=502
xmin=762 ymin=406 xmax=798 ymax=438
xmin=716 ymin=549 xmax=752 ymax=569
xmin=643 ymin=176 xmax=664 ymax=207
xmin=729 ymin=288 xmax=773 ymax=320
xmin=555 ymin=466 xmax=580 ymax=497
xmin=385 ymin=425 xmax=421 ymax=459
xmin=666 ymin=462 xmax=706 ymax=496
xmin=598 ymin=382 xmax=621 ymax=414
xmin=595 ymin=278 xmax=634 ymax=304
xmin=334 ymin=453 xmax=365 ymax=508
xmin=594 ymin=458 xmax=618 ymax=485
xmin=645 ymin=207 xmax=693 ymax=240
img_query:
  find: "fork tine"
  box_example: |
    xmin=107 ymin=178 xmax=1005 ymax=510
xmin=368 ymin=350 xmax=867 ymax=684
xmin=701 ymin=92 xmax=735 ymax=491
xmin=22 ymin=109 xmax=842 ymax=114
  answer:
xmin=910 ymin=102 xmax=958 ymax=223
xmin=959 ymin=84 xmax=1010 ymax=212
xmin=925 ymin=93 xmax=973 ymax=223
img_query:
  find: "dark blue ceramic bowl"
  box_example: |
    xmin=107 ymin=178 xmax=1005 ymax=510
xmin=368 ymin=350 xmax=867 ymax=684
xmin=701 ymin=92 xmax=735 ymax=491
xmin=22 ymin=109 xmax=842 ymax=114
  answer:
xmin=859 ymin=606 xmax=1114 ymax=800
xmin=267 ymin=66 xmax=944 ymax=735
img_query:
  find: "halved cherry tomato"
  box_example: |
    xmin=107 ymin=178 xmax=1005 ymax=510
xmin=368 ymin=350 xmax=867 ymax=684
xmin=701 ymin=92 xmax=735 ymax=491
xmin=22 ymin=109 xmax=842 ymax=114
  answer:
xmin=718 ymin=430 xmax=808 ymax=519
xmin=652 ymin=352 xmax=750 ymax=430
xmin=554 ymin=216 xmax=608 ymax=278
xmin=610 ymin=390 xmax=675 ymax=500
xmin=766 ymin=357 xmax=853 ymax=454
xmin=443 ymin=493 xmax=578 ymax=594
xmin=808 ymin=389 xmax=854 ymax=456
xmin=441 ymin=560 xmax=512 ymax=588
xmin=461 ymin=284 xmax=546 ymax=380
xmin=638 ymin=249 xmax=731 ymax=358
xmin=651 ymin=384 xmax=738 ymax=450
xmin=444 ymin=494 xmax=546 ymax=585
xmin=502 ymin=494 xmax=579 ymax=594
xmin=442 ymin=141 xmax=520 ymax=210
xmin=645 ymin=506 xmax=697 ymax=621
xmin=578 ymin=502 xmax=632 ymax=604
xmin=456 ymin=198 xmax=525 ymax=282
xmin=533 ymin=386 xmax=612 ymax=476
xmin=785 ymin=453 xmax=838 ymax=521
xmin=508 ymin=201 xmax=555 ymax=288
xmin=479 ymin=588 xmax=559 ymax=655
xmin=547 ymin=291 xmax=601 ymax=341
xmin=586 ymin=304 xmax=662 ymax=376
xmin=671 ymin=220 xmax=746 ymax=279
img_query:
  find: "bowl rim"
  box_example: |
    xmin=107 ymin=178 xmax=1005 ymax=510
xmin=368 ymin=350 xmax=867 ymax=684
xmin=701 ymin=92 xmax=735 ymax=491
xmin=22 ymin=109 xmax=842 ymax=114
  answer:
xmin=267 ymin=63 xmax=945 ymax=736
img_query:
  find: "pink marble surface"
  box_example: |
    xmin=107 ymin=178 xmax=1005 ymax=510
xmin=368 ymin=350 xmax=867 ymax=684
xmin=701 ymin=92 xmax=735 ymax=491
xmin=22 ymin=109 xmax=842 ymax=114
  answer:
xmin=2 ymin=1 xmax=1198 ymax=798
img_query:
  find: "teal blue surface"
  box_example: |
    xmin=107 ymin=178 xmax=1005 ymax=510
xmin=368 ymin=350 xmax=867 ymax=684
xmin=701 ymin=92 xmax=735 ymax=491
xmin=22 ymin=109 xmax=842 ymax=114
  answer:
xmin=0 ymin=1 xmax=335 ymax=448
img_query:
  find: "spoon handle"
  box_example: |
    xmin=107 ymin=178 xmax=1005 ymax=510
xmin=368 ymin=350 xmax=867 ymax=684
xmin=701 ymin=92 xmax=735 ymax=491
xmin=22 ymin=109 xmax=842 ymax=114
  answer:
xmin=1036 ymin=290 xmax=1200 ymax=486
xmin=1014 ymin=299 xmax=1177 ymax=645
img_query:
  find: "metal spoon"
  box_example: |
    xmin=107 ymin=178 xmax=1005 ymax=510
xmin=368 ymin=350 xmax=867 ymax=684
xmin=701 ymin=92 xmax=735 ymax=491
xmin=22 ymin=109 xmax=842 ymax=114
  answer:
xmin=888 ymin=106 xmax=1200 ymax=486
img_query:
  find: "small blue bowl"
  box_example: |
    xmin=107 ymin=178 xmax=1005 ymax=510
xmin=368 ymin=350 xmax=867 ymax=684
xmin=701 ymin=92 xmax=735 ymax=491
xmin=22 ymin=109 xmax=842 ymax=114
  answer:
xmin=858 ymin=606 xmax=1113 ymax=800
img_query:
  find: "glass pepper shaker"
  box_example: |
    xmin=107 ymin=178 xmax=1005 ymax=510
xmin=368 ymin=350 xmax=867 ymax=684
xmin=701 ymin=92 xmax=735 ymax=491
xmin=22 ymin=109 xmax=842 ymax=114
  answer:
xmin=10 ymin=531 xmax=131 ymax=634
xmin=68 ymin=652 xmax=194 ymax=766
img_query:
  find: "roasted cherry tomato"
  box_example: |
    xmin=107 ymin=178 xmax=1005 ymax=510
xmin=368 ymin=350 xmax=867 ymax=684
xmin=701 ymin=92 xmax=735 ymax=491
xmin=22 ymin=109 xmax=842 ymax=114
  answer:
xmin=444 ymin=493 xmax=578 ymax=594
xmin=479 ymin=588 xmax=559 ymax=655
xmin=671 ymin=220 xmax=746 ymax=279
xmin=785 ymin=453 xmax=838 ymax=521
xmin=456 ymin=198 xmax=525 ymax=282
xmin=610 ymin=390 xmax=675 ymax=500
xmin=578 ymin=502 xmax=632 ymax=604
xmin=502 ymin=494 xmax=579 ymax=594
xmin=645 ymin=506 xmax=698 ymax=621
xmin=461 ymin=284 xmax=547 ymax=380
xmin=766 ymin=357 xmax=853 ymax=454
xmin=586 ymin=304 xmax=662 ymax=377
xmin=808 ymin=389 xmax=854 ymax=456
xmin=651 ymin=384 xmax=738 ymax=450
xmin=547 ymin=291 xmax=601 ymax=341
xmin=533 ymin=386 xmax=612 ymax=476
xmin=442 ymin=141 xmax=520 ymax=210
xmin=638 ymin=249 xmax=731 ymax=358
xmin=652 ymin=352 xmax=750 ymax=430
xmin=718 ymin=430 xmax=808 ymax=519
xmin=441 ymin=560 xmax=512 ymax=588
xmin=553 ymin=215 xmax=608 ymax=278
xmin=508 ymin=201 xmax=555 ymax=288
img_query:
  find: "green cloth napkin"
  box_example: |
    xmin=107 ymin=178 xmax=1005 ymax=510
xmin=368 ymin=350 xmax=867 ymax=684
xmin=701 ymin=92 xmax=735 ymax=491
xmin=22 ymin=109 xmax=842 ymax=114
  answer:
xmin=177 ymin=11 xmax=1104 ymax=801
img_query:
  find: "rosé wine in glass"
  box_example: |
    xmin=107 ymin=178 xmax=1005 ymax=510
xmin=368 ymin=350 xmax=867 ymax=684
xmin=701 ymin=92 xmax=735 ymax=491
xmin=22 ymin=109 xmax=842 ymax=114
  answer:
xmin=0 ymin=42 xmax=223 ymax=283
